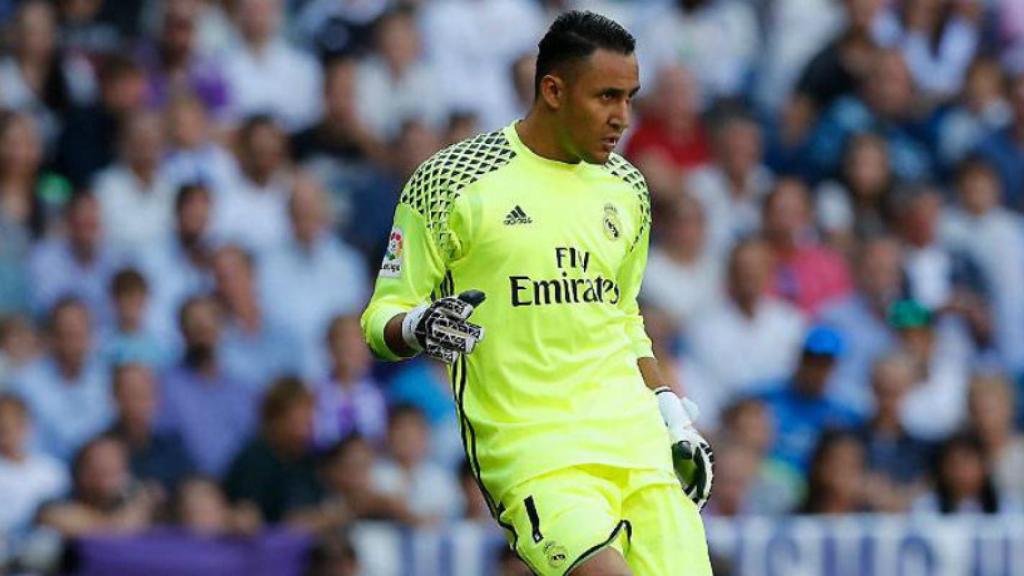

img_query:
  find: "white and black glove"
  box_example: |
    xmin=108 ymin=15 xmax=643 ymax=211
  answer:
xmin=401 ymin=290 xmax=486 ymax=364
xmin=655 ymin=387 xmax=715 ymax=511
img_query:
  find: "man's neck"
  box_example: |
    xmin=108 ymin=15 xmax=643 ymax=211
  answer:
xmin=131 ymin=163 xmax=157 ymax=187
xmin=0 ymin=446 xmax=25 ymax=463
xmin=516 ymin=113 xmax=579 ymax=164
xmin=57 ymin=357 xmax=85 ymax=381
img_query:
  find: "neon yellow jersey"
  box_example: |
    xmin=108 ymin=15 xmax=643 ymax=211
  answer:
xmin=361 ymin=123 xmax=673 ymax=507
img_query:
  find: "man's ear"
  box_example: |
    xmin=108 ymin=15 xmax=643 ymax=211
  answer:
xmin=539 ymin=74 xmax=565 ymax=111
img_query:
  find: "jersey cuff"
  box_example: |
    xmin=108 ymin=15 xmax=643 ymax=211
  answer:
xmin=362 ymin=303 xmax=409 ymax=362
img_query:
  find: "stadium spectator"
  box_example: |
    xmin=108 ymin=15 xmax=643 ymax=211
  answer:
xmin=800 ymin=430 xmax=869 ymax=514
xmin=92 ymin=110 xmax=176 ymax=255
xmin=718 ymin=397 xmax=803 ymax=514
xmin=702 ymin=441 xmax=759 ymax=517
xmin=856 ymin=353 xmax=930 ymax=512
xmin=642 ymin=194 xmax=720 ymax=333
xmin=259 ymin=175 xmax=367 ymax=375
xmin=912 ymin=433 xmax=1020 ymax=514
xmin=639 ymin=0 xmax=759 ymax=103
xmin=174 ymin=475 xmax=261 ymax=537
xmin=821 ymin=236 xmax=904 ymax=413
xmin=888 ymin=299 xmax=972 ymax=440
xmin=966 ymin=374 xmax=1024 ymax=498
xmin=687 ymin=112 xmax=774 ymax=256
xmin=892 ymin=0 xmax=980 ymax=100
xmin=936 ymin=57 xmax=1012 ymax=168
xmin=940 ymin=158 xmax=1024 ymax=373
xmin=814 ymin=133 xmax=897 ymax=252
xmin=291 ymin=56 xmax=384 ymax=167
xmin=762 ymin=178 xmax=852 ymax=315
xmin=158 ymin=295 xmax=255 ymax=477
xmin=320 ymin=434 xmax=415 ymax=523
xmin=14 ymin=298 xmax=112 ymax=459
xmin=0 ymin=0 xmax=88 ymax=147
xmin=224 ymin=377 xmax=333 ymax=528
xmin=687 ymin=239 xmax=806 ymax=414
xmin=29 ymin=192 xmax=117 ymax=321
xmin=220 ymin=0 xmax=322 ymax=131
xmin=312 ymin=315 xmax=386 ymax=448
xmin=624 ymin=66 xmax=710 ymax=198
xmin=140 ymin=0 xmax=230 ymax=118
xmin=292 ymin=0 xmax=388 ymax=60
xmin=213 ymin=244 xmax=300 ymax=392
xmin=0 ymin=111 xmax=56 ymax=244
xmin=107 ymin=363 xmax=194 ymax=492
xmin=57 ymin=0 xmax=121 ymax=62
xmin=355 ymin=7 xmax=447 ymax=141
xmin=160 ymin=92 xmax=239 ymax=196
xmin=0 ymin=315 xmax=40 ymax=385
xmin=805 ymin=49 xmax=935 ymax=182
xmin=38 ymin=435 xmax=163 ymax=537
xmin=976 ymin=71 xmax=1024 ymax=209
xmin=372 ymin=404 xmax=462 ymax=524
xmin=419 ymin=0 xmax=544 ymax=130
xmin=386 ymin=358 xmax=463 ymax=468
xmin=134 ymin=183 xmax=216 ymax=343
xmin=214 ymin=115 xmax=292 ymax=255
xmin=759 ymin=326 xmax=861 ymax=471
xmin=101 ymin=268 xmax=168 ymax=368
xmin=0 ymin=393 xmax=69 ymax=540
xmin=55 ymin=55 xmax=147 ymax=187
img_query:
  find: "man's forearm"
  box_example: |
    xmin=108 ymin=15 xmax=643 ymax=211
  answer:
xmin=638 ymin=356 xmax=667 ymax=392
xmin=384 ymin=313 xmax=416 ymax=357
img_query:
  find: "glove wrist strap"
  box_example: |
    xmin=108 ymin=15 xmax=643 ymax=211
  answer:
xmin=401 ymin=306 xmax=426 ymax=352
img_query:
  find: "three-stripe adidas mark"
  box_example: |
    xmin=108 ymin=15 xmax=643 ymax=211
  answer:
xmin=504 ymin=205 xmax=533 ymax=225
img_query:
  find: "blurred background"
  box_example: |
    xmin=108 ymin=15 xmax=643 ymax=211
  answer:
xmin=0 ymin=0 xmax=1022 ymax=574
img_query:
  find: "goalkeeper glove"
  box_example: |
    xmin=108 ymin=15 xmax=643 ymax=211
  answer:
xmin=655 ymin=387 xmax=714 ymax=511
xmin=401 ymin=290 xmax=486 ymax=364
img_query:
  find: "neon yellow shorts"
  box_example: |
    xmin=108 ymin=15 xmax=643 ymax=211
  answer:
xmin=495 ymin=464 xmax=712 ymax=575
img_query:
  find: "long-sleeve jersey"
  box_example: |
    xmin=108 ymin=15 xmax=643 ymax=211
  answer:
xmin=361 ymin=123 xmax=673 ymax=510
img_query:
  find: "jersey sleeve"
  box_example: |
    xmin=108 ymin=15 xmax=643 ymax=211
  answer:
xmin=616 ymin=165 xmax=655 ymax=360
xmin=360 ymin=163 xmax=464 ymax=361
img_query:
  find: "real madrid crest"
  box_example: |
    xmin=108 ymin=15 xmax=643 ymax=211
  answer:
xmin=603 ymin=203 xmax=622 ymax=241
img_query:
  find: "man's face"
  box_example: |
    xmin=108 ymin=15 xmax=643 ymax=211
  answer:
xmin=115 ymin=365 xmax=157 ymax=428
xmin=53 ymin=304 xmax=91 ymax=368
xmin=554 ymin=49 xmax=639 ymax=164
xmin=0 ymin=401 xmax=28 ymax=457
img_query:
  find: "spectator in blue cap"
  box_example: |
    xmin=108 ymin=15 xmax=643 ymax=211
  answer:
xmin=757 ymin=325 xmax=863 ymax=472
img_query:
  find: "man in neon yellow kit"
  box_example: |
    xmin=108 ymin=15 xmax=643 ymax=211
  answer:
xmin=361 ymin=11 xmax=713 ymax=575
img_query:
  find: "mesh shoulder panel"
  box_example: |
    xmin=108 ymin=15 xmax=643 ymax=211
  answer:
xmin=399 ymin=130 xmax=516 ymax=259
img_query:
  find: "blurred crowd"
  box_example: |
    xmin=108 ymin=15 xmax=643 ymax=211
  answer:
xmin=0 ymin=0 xmax=1023 ymax=573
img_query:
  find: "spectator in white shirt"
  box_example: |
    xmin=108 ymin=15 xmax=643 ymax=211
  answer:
xmin=355 ymin=7 xmax=448 ymax=141
xmin=212 ymin=244 xmax=300 ymax=393
xmin=936 ymin=57 xmax=1012 ymax=169
xmin=221 ymin=0 xmax=323 ymax=132
xmin=29 ymin=193 xmax=118 ymax=324
xmin=132 ymin=183 xmax=216 ymax=347
xmin=686 ymin=239 xmax=807 ymax=420
xmin=13 ymin=298 xmax=113 ymax=459
xmin=0 ymin=393 xmax=69 ymax=543
xmin=893 ymin=0 xmax=980 ymax=100
xmin=639 ymin=0 xmax=760 ymax=104
xmin=372 ymin=404 xmax=462 ymax=523
xmin=214 ymin=115 xmax=292 ymax=256
xmin=940 ymin=158 xmax=1024 ymax=373
xmin=687 ymin=112 xmax=774 ymax=256
xmin=420 ymin=0 xmax=544 ymax=131
xmin=642 ymin=193 xmax=721 ymax=329
xmin=260 ymin=175 xmax=367 ymax=376
xmin=93 ymin=110 xmax=176 ymax=256
xmin=161 ymin=92 xmax=240 ymax=197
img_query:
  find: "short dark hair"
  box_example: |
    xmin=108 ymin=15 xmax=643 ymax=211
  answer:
xmin=261 ymin=376 xmax=313 ymax=427
xmin=534 ymin=11 xmax=636 ymax=97
xmin=110 ymin=267 xmax=148 ymax=298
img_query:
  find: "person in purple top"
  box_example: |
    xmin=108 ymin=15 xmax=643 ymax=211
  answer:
xmin=158 ymin=294 xmax=255 ymax=477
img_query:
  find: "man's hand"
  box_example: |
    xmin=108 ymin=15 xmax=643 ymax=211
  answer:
xmin=401 ymin=290 xmax=486 ymax=364
xmin=655 ymin=387 xmax=715 ymax=511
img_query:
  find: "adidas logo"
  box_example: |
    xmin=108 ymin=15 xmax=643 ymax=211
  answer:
xmin=504 ymin=205 xmax=533 ymax=225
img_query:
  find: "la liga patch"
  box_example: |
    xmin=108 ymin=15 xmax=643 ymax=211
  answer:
xmin=379 ymin=226 xmax=404 ymax=277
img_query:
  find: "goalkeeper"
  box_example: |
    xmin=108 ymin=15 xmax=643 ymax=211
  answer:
xmin=361 ymin=11 xmax=713 ymax=575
